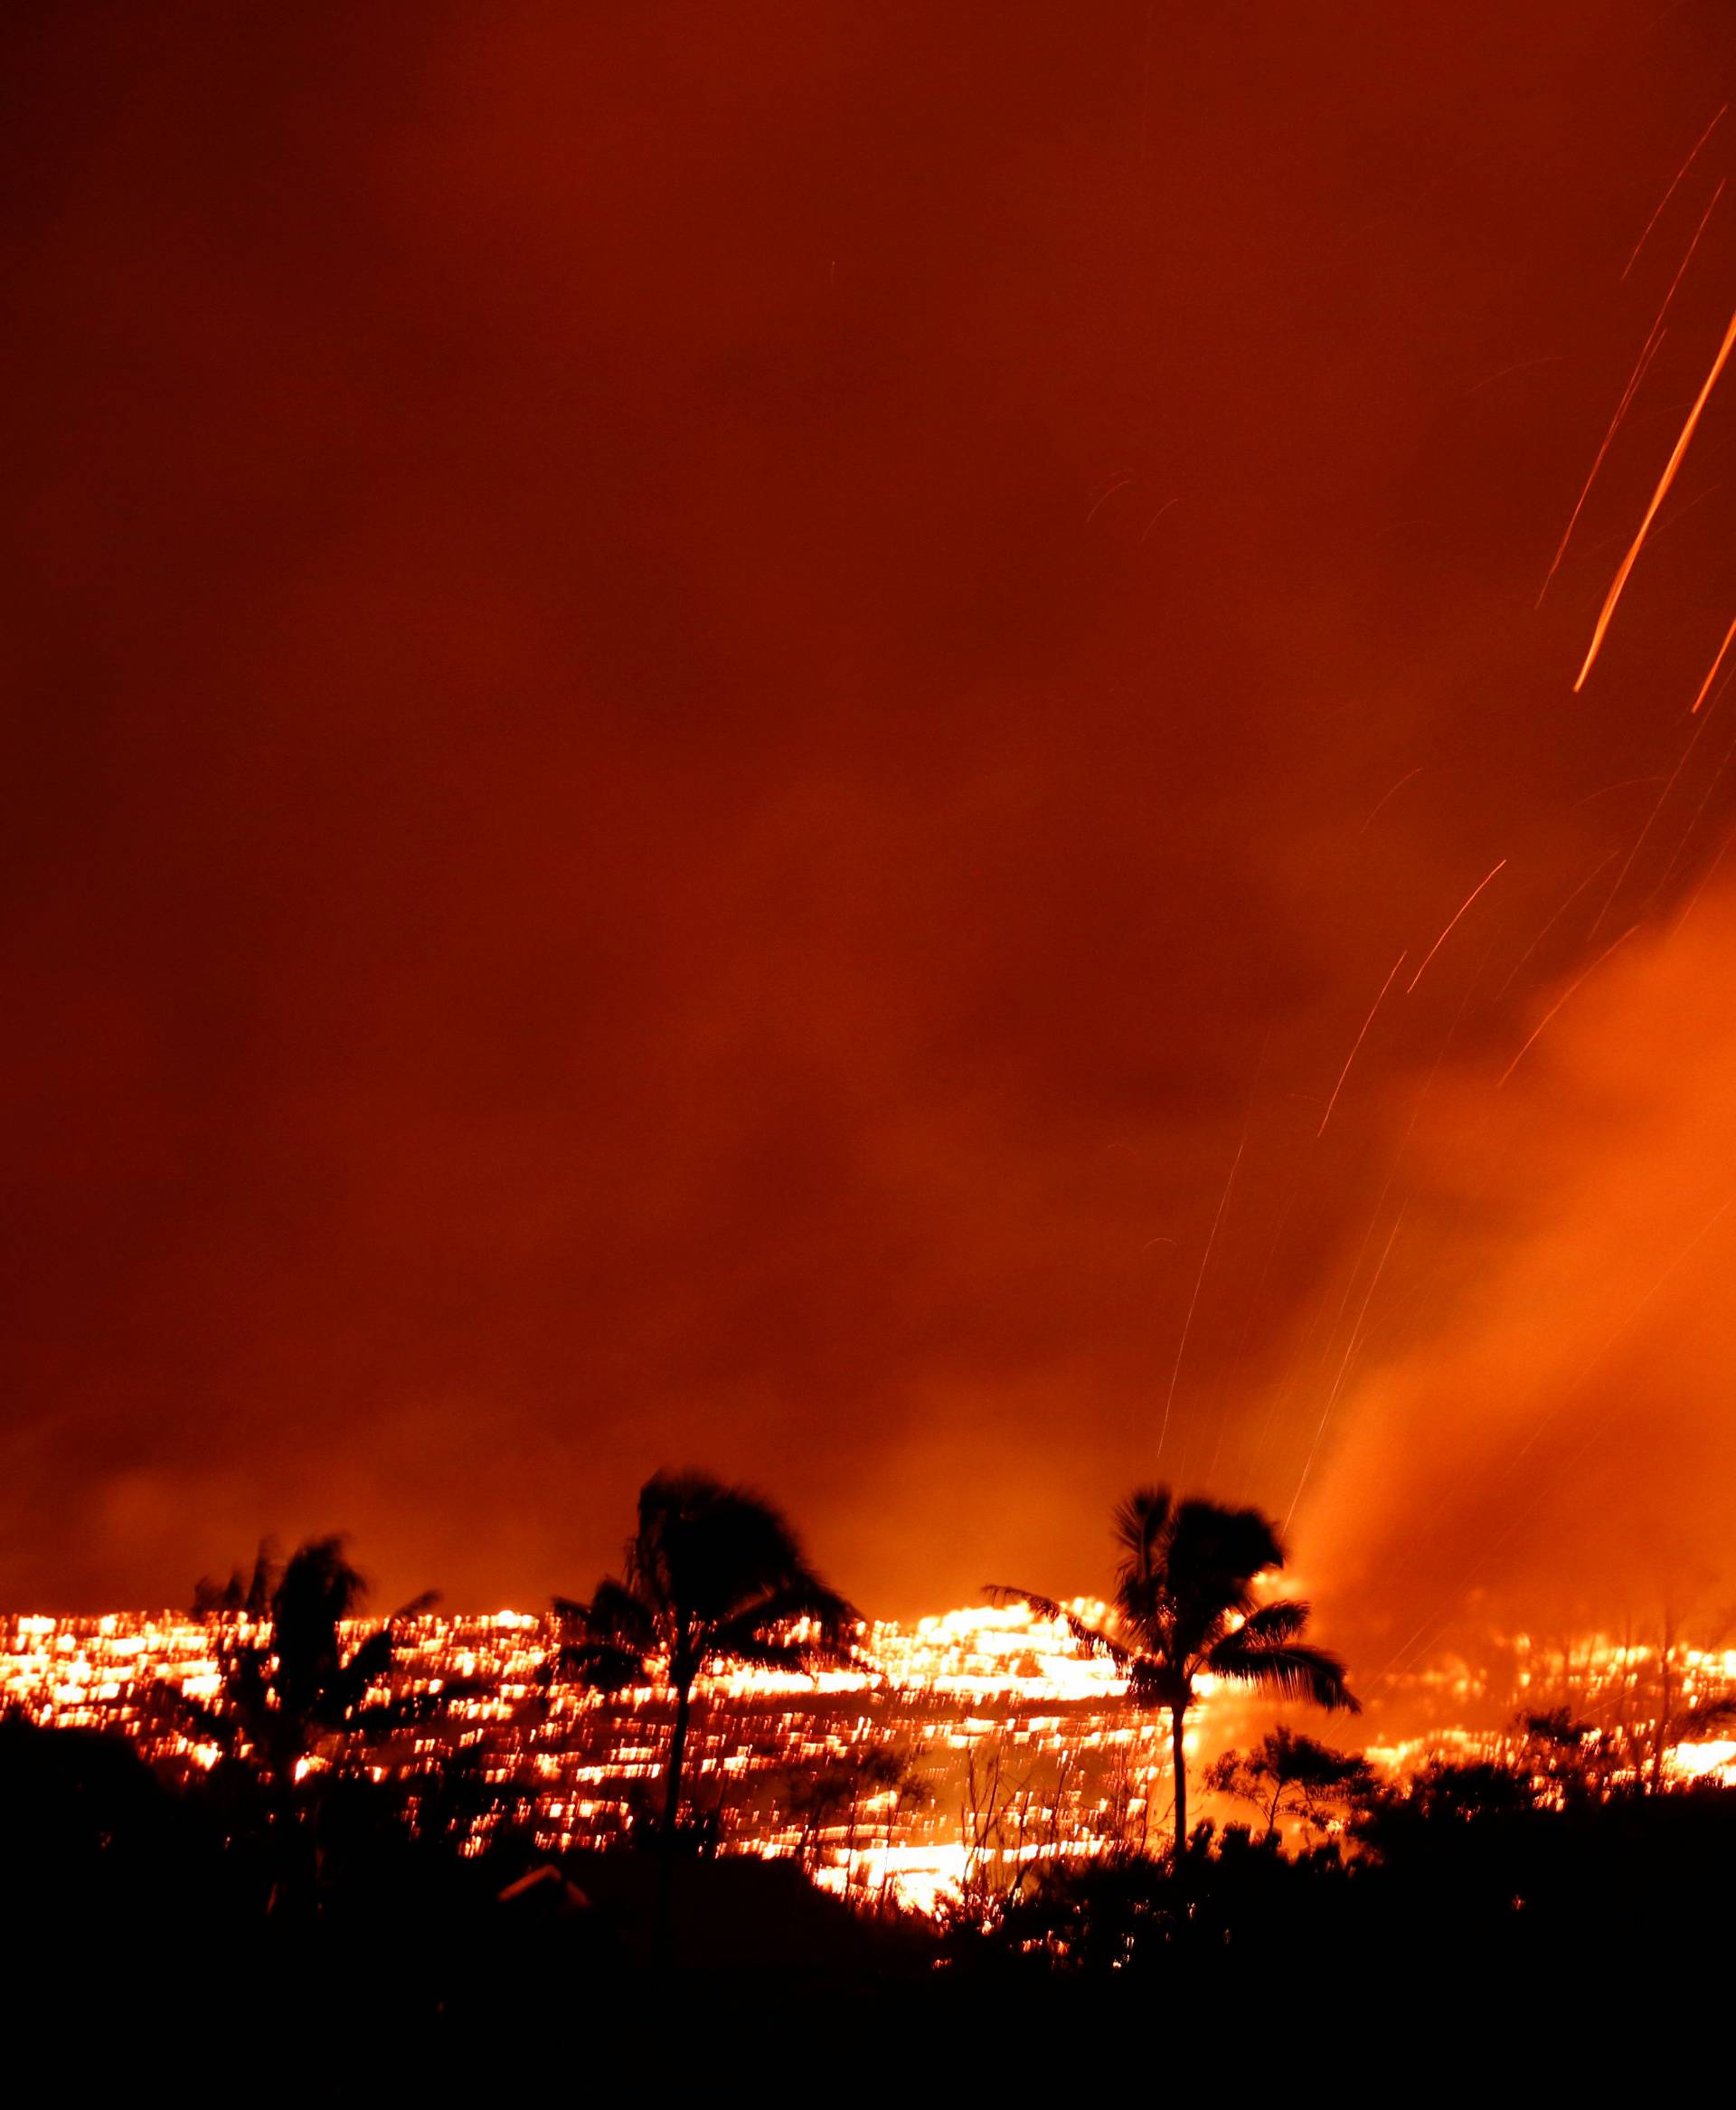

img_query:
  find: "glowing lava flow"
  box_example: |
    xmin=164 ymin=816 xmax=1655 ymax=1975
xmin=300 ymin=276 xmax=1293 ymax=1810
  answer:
xmin=4 ymin=1603 xmax=1732 ymax=1913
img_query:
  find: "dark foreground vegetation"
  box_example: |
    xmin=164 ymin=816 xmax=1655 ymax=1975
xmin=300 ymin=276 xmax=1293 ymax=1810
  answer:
xmin=7 ymin=1472 xmax=1734 ymax=2077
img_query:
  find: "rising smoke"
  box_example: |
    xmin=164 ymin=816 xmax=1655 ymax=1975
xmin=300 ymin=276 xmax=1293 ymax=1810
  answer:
xmin=1303 ymin=880 xmax=1736 ymax=1661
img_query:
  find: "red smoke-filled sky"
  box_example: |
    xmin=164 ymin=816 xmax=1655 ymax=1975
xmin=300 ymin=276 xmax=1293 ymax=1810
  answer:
xmin=6 ymin=3 xmax=1736 ymax=1640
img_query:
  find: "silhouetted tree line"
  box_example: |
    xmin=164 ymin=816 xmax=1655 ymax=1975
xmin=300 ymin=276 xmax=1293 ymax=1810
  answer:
xmin=8 ymin=1471 xmax=1736 ymax=2052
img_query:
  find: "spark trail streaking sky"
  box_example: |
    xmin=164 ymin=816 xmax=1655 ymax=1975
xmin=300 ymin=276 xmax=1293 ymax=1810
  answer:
xmin=1574 ymin=295 xmax=1736 ymax=691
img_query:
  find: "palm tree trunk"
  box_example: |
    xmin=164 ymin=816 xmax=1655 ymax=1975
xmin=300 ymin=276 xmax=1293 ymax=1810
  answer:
xmin=1651 ymin=1623 xmax=1675 ymax=1796
xmin=653 ymin=1674 xmax=693 ymax=1970
xmin=1171 ymin=1704 xmax=1188 ymax=1864
xmin=663 ymin=1674 xmax=693 ymax=1838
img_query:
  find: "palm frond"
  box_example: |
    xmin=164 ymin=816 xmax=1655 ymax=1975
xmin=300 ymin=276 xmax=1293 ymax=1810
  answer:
xmin=344 ymin=1620 xmax=392 ymax=1688
xmin=984 ymin=1585 xmax=1133 ymax=1670
xmin=708 ymin=1578 xmax=858 ymax=1660
xmin=634 ymin=1470 xmax=811 ymax=1623
xmin=1681 ymin=1693 xmax=1736 ymax=1736
xmin=345 ymin=1676 xmax=495 ymax=1736
xmin=1228 ymin=1599 xmax=1311 ymax=1646
xmin=191 ymin=1572 xmax=241 ymax=1617
xmin=703 ymin=1636 xmax=825 ymax=1676
xmin=277 ymin=1535 xmax=368 ymax=1625
xmin=1204 ymin=1631 xmax=1359 ymax=1712
xmin=556 ymin=1577 xmax=659 ymax=1653
xmin=319 ymin=1625 xmax=394 ymax=1725
xmin=245 ymin=1540 xmax=277 ymax=1619
xmin=345 ymin=1625 xmax=395 ymax=1685
xmin=560 ymin=1640 xmax=650 ymax=1692
xmin=1111 ymin=1487 xmax=1174 ymax=1584
xmin=1168 ymin=1500 xmax=1286 ymax=1589
xmin=983 ymin=1582 xmax=1064 ymax=1619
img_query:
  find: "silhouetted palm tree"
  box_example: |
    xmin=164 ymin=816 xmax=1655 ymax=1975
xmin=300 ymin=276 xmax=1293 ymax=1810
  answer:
xmin=990 ymin=1488 xmax=1357 ymax=1862
xmin=557 ymin=1471 xmax=857 ymax=1839
xmin=175 ymin=1537 xmax=439 ymax=1909
xmin=186 ymin=1537 xmax=435 ymax=1790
